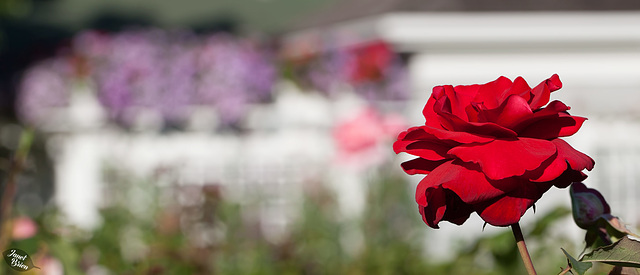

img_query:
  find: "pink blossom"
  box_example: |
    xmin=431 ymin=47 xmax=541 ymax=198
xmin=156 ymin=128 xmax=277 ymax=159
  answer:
xmin=334 ymin=107 xmax=407 ymax=169
xmin=12 ymin=216 xmax=38 ymax=240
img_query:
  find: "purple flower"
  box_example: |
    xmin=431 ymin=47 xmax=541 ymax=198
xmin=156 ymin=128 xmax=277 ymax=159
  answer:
xmin=16 ymin=57 xmax=72 ymax=125
xmin=19 ymin=28 xmax=278 ymax=130
xmin=88 ymin=30 xmax=277 ymax=129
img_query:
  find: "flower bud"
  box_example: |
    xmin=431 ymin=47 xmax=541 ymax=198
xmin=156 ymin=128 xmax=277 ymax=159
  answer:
xmin=570 ymin=182 xmax=611 ymax=229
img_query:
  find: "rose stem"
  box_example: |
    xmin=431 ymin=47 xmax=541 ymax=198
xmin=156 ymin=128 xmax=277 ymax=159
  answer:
xmin=511 ymin=223 xmax=537 ymax=275
xmin=558 ymin=265 xmax=571 ymax=275
xmin=0 ymin=128 xmax=34 ymax=251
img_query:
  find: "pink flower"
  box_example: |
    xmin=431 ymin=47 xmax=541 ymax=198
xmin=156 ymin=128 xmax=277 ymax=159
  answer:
xmin=12 ymin=216 xmax=38 ymax=240
xmin=334 ymin=107 xmax=406 ymax=169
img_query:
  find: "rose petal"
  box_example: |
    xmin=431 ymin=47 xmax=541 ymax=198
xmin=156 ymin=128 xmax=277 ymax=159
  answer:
xmin=476 ymin=196 xmax=531 ymax=226
xmin=436 ymin=109 xmax=518 ymax=138
xmin=527 ymin=138 xmax=593 ymax=182
xmin=418 ymin=186 xmax=447 ymax=228
xmin=473 ymin=76 xmax=513 ymax=109
xmin=529 ymin=81 xmax=551 ymax=110
xmin=441 ymin=189 xmax=475 ymax=225
xmin=549 ymin=169 xmax=588 ymax=188
xmin=518 ymin=114 xmax=587 ymax=140
xmin=393 ymin=140 xmax=451 ymax=160
xmin=418 ymin=186 xmax=474 ymax=229
xmin=441 ymin=85 xmax=478 ymax=121
xmin=425 ymin=126 xmax=495 ymax=144
xmin=547 ymin=74 xmax=563 ymax=92
xmin=396 ymin=126 xmax=438 ymax=142
xmin=401 ymin=158 xmax=448 ymax=175
xmin=451 ymin=84 xmax=481 ymax=100
xmin=527 ymin=151 xmax=566 ymax=182
xmin=529 ymin=74 xmax=562 ymax=110
xmin=478 ymin=94 xmax=534 ymax=129
xmin=393 ymin=139 xmax=411 ymax=154
xmin=415 ymin=160 xmax=451 ymax=205
xmin=398 ymin=125 xmax=494 ymax=144
xmin=475 ymin=181 xmax=553 ymax=226
xmin=422 ymin=95 xmax=444 ymax=129
xmin=535 ymin=100 xmax=571 ymax=115
xmin=503 ymin=76 xmax=532 ymax=101
xmin=416 ymin=160 xmax=514 ymax=205
xmin=448 ymin=138 xmax=557 ymax=180
xmin=512 ymin=100 xmax=570 ymax=131
xmin=425 ymin=83 xmax=479 ymax=128
xmin=536 ymin=138 xmax=595 ymax=179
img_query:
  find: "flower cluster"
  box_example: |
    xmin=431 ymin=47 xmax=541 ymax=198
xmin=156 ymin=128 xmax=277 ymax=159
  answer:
xmin=394 ymin=75 xmax=594 ymax=228
xmin=16 ymin=57 xmax=72 ymax=125
xmin=291 ymin=40 xmax=410 ymax=102
xmin=17 ymin=29 xmax=277 ymax=129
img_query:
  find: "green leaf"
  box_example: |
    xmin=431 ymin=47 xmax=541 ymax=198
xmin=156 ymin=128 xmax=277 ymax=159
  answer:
xmin=2 ymin=248 xmax=40 ymax=272
xmin=608 ymin=266 xmax=640 ymax=275
xmin=581 ymin=236 xmax=640 ymax=268
xmin=561 ymin=248 xmax=593 ymax=275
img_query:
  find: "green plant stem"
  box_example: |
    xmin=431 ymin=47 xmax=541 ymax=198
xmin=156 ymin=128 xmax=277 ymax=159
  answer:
xmin=0 ymin=128 xmax=34 ymax=251
xmin=512 ymin=223 xmax=537 ymax=275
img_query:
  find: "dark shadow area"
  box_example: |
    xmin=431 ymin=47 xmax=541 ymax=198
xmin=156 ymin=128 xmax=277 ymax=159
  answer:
xmin=191 ymin=13 xmax=239 ymax=34
xmin=0 ymin=19 xmax=72 ymax=118
xmin=87 ymin=10 xmax=154 ymax=32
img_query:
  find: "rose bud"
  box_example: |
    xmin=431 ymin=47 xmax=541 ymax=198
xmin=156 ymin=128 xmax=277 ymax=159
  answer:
xmin=570 ymin=182 xmax=611 ymax=229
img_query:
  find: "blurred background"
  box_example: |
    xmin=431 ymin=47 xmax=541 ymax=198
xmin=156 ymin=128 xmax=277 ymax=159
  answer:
xmin=1 ymin=0 xmax=640 ymax=274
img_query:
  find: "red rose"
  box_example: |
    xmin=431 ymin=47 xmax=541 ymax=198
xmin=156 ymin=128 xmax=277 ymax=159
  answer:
xmin=394 ymin=74 xmax=594 ymax=228
xmin=348 ymin=41 xmax=393 ymax=84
